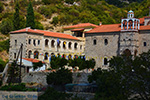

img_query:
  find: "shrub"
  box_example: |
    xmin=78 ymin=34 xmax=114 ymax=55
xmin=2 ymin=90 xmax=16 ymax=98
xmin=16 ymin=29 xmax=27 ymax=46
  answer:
xmin=38 ymin=87 xmax=71 ymax=100
xmin=38 ymin=6 xmax=52 ymax=18
xmin=51 ymin=16 xmax=58 ymax=26
xmin=0 ymin=18 xmax=13 ymax=35
xmin=0 ymin=83 xmax=37 ymax=91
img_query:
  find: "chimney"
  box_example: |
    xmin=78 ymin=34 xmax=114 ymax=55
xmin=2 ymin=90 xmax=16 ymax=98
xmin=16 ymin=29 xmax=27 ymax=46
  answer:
xmin=99 ymin=22 xmax=102 ymax=26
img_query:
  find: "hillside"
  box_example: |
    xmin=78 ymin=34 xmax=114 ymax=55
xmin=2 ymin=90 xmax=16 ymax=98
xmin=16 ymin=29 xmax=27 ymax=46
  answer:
xmin=0 ymin=0 xmax=149 ymax=63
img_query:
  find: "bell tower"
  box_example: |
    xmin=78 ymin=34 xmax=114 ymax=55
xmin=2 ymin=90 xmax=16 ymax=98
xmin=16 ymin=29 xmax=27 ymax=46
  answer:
xmin=119 ymin=10 xmax=139 ymax=56
xmin=121 ymin=10 xmax=140 ymax=31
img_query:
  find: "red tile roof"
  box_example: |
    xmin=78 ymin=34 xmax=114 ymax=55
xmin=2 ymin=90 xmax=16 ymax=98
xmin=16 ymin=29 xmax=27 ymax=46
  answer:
xmin=23 ymin=58 xmax=45 ymax=63
xmin=63 ymin=23 xmax=99 ymax=29
xmin=10 ymin=28 xmax=44 ymax=34
xmin=35 ymin=29 xmax=79 ymax=40
xmin=86 ymin=24 xmax=121 ymax=33
xmin=71 ymin=28 xmax=85 ymax=32
xmin=140 ymin=25 xmax=150 ymax=31
xmin=10 ymin=28 xmax=79 ymax=40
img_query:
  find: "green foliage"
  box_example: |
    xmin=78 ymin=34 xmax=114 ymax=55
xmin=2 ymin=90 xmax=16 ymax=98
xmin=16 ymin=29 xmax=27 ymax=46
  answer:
xmin=47 ymin=68 xmax=72 ymax=85
xmin=13 ymin=1 xmax=20 ymax=30
xmin=65 ymin=0 xmax=75 ymax=4
xmin=50 ymin=57 xmax=68 ymax=69
xmin=33 ymin=61 xmax=43 ymax=70
xmin=26 ymin=1 xmax=35 ymax=29
xmin=0 ymin=1 xmax=4 ymax=13
xmin=51 ymin=16 xmax=59 ymax=26
xmin=38 ymin=5 xmax=53 ymax=18
xmin=34 ymin=11 xmax=43 ymax=21
xmin=42 ymin=0 xmax=61 ymax=5
xmin=68 ymin=58 xmax=95 ymax=70
xmin=0 ymin=83 xmax=37 ymax=91
xmin=0 ymin=59 xmax=6 ymax=72
xmin=7 ymin=61 xmax=19 ymax=83
xmin=89 ymin=50 xmax=150 ymax=100
xmin=0 ymin=18 xmax=13 ymax=35
xmin=35 ymin=21 xmax=44 ymax=30
xmin=0 ymin=39 xmax=9 ymax=52
xmin=38 ymin=87 xmax=71 ymax=100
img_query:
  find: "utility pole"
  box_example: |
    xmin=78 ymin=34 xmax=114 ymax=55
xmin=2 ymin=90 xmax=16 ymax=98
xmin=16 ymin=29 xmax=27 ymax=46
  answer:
xmin=19 ymin=44 xmax=23 ymax=83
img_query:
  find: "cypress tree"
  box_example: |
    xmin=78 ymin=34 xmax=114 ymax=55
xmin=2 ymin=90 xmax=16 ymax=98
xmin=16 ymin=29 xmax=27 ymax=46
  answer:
xmin=13 ymin=1 xmax=20 ymax=30
xmin=26 ymin=1 xmax=35 ymax=29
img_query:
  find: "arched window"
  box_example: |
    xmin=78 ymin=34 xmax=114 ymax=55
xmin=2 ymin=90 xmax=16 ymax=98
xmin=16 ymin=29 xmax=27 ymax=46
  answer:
xmin=33 ymin=39 xmax=36 ymax=46
xmin=62 ymin=54 xmax=66 ymax=58
xmin=34 ymin=51 xmax=39 ymax=59
xmin=134 ymin=49 xmax=138 ymax=57
xmin=104 ymin=39 xmax=108 ymax=45
xmin=28 ymin=39 xmax=31 ymax=44
xmin=143 ymin=42 xmax=147 ymax=46
xmin=28 ymin=50 xmax=32 ymax=58
xmin=57 ymin=53 xmax=61 ymax=58
xmin=68 ymin=54 xmax=72 ymax=59
xmin=44 ymin=52 xmax=48 ymax=60
xmin=51 ymin=40 xmax=55 ymax=48
xmin=104 ymin=58 xmax=108 ymax=65
xmin=80 ymin=45 xmax=82 ymax=50
xmin=74 ymin=43 xmax=78 ymax=50
xmin=123 ymin=49 xmax=131 ymax=56
xmin=45 ymin=39 xmax=49 ymax=47
xmin=129 ymin=20 xmax=133 ymax=29
xmin=63 ymin=41 xmax=66 ymax=49
xmin=38 ymin=40 xmax=40 ymax=45
xmin=93 ymin=39 xmax=96 ymax=45
xmin=15 ymin=40 xmax=17 ymax=46
xmin=68 ymin=42 xmax=72 ymax=49
xmin=57 ymin=41 xmax=61 ymax=48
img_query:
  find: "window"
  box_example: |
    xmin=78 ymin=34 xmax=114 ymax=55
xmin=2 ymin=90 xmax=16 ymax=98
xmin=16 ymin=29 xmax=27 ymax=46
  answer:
xmin=104 ymin=39 xmax=108 ymax=45
xmin=45 ymin=39 xmax=49 ymax=47
xmin=104 ymin=58 xmax=108 ymax=65
xmin=38 ymin=40 xmax=40 ymax=45
xmin=51 ymin=40 xmax=55 ymax=47
xmin=63 ymin=41 xmax=66 ymax=49
xmin=74 ymin=43 xmax=78 ymax=50
xmin=14 ymin=53 xmax=16 ymax=59
xmin=44 ymin=52 xmax=48 ymax=60
xmin=34 ymin=51 xmax=39 ymax=59
xmin=28 ymin=39 xmax=31 ymax=44
xmin=15 ymin=40 xmax=17 ymax=46
xmin=33 ymin=40 xmax=36 ymax=46
xmin=28 ymin=51 xmax=32 ymax=58
xmin=57 ymin=41 xmax=61 ymax=48
xmin=68 ymin=42 xmax=72 ymax=49
xmin=143 ymin=42 xmax=147 ymax=46
xmin=80 ymin=45 xmax=82 ymax=50
xmin=93 ymin=39 xmax=96 ymax=45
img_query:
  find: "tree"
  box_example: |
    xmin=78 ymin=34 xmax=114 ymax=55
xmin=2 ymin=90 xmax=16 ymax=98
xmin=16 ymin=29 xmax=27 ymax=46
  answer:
xmin=38 ymin=87 xmax=71 ymax=100
xmin=51 ymin=17 xmax=58 ymax=26
xmin=0 ymin=59 xmax=6 ymax=72
xmin=13 ymin=1 xmax=20 ymax=30
xmin=33 ymin=61 xmax=43 ymax=70
xmin=89 ymin=51 xmax=150 ymax=100
xmin=26 ymin=1 xmax=35 ymax=29
xmin=50 ymin=57 xmax=68 ymax=69
xmin=47 ymin=68 xmax=72 ymax=85
xmin=0 ymin=1 xmax=4 ymax=13
xmin=0 ymin=18 xmax=13 ymax=35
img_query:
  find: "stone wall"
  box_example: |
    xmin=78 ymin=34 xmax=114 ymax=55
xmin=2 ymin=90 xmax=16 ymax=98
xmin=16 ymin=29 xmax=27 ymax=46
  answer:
xmin=22 ymin=71 xmax=91 ymax=86
xmin=139 ymin=30 xmax=150 ymax=54
xmin=22 ymin=72 xmax=48 ymax=86
xmin=85 ymin=32 xmax=119 ymax=68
